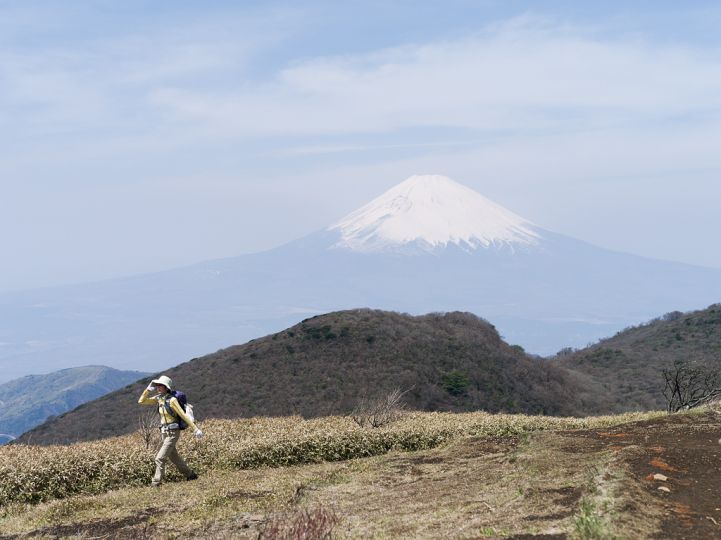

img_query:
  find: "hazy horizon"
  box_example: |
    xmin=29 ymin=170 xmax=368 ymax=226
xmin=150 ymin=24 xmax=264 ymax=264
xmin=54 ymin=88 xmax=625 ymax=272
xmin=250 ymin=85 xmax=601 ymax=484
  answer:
xmin=2 ymin=1 xmax=721 ymax=294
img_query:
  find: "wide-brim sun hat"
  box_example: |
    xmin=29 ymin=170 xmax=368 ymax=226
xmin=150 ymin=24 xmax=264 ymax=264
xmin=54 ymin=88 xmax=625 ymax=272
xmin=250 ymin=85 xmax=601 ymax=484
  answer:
xmin=151 ymin=375 xmax=173 ymax=389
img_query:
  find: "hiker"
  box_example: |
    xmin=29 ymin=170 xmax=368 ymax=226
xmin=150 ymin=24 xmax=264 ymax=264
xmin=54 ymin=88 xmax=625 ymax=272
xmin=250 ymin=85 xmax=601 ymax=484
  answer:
xmin=138 ymin=375 xmax=203 ymax=487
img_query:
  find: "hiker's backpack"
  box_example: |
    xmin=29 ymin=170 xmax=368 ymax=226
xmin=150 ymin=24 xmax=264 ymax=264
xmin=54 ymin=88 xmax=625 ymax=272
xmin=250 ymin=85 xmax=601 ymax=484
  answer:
xmin=163 ymin=390 xmax=192 ymax=430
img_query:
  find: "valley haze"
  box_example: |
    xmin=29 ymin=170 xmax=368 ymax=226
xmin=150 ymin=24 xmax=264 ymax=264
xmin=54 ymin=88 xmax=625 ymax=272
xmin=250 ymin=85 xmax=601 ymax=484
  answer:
xmin=1 ymin=175 xmax=719 ymax=383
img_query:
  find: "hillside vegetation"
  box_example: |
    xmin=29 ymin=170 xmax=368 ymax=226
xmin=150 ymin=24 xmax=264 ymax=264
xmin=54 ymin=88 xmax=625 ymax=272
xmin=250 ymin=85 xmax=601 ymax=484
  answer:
xmin=0 ymin=366 xmax=147 ymax=440
xmin=18 ymin=310 xmax=604 ymax=445
xmin=558 ymin=304 xmax=721 ymax=411
xmin=5 ymin=408 xmax=716 ymax=539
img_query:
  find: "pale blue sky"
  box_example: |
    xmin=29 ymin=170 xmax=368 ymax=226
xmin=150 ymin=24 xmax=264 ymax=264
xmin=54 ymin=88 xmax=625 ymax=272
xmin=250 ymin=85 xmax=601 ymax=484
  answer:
xmin=2 ymin=1 xmax=721 ymax=293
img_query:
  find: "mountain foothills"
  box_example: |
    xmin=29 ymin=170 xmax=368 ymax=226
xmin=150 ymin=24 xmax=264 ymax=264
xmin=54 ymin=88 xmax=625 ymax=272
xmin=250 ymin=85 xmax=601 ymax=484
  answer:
xmin=0 ymin=365 xmax=147 ymax=441
xmin=558 ymin=304 xmax=721 ymax=412
xmin=3 ymin=175 xmax=721 ymax=382
xmin=18 ymin=304 xmax=721 ymax=446
xmin=17 ymin=310 xmax=605 ymax=445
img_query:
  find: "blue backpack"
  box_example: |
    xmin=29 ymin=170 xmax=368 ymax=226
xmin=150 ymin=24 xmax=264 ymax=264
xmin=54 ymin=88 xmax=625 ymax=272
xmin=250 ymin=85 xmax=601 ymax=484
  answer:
xmin=163 ymin=390 xmax=189 ymax=430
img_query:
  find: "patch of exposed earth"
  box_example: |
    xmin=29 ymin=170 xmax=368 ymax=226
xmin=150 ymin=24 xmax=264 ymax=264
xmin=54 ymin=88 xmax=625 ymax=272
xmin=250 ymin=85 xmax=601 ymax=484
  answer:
xmin=561 ymin=411 xmax=721 ymax=539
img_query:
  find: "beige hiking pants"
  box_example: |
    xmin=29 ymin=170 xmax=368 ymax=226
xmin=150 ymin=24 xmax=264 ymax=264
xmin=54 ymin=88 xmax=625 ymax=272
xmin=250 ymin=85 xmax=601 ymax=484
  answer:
xmin=152 ymin=429 xmax=193 ymax=485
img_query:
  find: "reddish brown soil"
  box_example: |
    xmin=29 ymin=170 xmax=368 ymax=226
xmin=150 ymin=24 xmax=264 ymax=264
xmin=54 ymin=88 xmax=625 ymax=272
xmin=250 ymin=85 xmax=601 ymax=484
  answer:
xmin=566 ymin=411 xmax=721 ymax=539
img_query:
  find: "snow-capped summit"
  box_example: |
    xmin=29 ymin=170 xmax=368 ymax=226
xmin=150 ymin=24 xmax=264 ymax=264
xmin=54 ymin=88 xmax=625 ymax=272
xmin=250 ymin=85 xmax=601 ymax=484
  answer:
xmin=329 ymin=175 xmax=541 ymax=253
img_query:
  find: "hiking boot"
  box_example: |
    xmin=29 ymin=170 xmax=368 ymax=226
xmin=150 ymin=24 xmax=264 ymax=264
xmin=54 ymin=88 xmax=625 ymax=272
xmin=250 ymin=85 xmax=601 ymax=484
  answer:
xmin=186 ymin=472 xmax=198 ymax=481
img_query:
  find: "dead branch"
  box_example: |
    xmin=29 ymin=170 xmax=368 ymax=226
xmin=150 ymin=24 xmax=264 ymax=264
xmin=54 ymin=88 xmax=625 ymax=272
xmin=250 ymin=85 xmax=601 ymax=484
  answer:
xmin=138 ymin=408 xmax=159 ymax=449
xmin=662 ymin=359 xmax=721 ymax=413
xmin=351 ymin=387 xmax=412 ymax=428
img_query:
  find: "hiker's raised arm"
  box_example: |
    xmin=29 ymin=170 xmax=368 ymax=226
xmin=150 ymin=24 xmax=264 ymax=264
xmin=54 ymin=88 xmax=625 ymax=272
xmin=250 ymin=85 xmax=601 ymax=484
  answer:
xmin=138 ymin=383 xmax=158 ymax=405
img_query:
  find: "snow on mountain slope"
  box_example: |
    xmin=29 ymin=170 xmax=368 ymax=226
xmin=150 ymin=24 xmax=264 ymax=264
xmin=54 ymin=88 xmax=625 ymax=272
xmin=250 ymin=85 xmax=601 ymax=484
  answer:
xmin=329 ymin=175 xmax=541 ymax=253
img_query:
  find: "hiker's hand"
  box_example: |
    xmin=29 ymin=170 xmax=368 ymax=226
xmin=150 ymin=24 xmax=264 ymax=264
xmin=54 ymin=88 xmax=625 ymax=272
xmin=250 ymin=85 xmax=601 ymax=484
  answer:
xmin=146 ymin=384 xmax=156 ymax=392
xmin=194 ymin=428 xmax=204 ymax=439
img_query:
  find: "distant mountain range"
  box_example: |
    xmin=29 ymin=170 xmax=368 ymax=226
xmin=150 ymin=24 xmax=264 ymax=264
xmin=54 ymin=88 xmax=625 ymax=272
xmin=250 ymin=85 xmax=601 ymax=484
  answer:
xmin=0 ymin=365 xmax=147 ymax=442
xmin=1 ymin=174 xmax=720 ymax=381
xmin=17 ymin=310 xmax=605 ymax=445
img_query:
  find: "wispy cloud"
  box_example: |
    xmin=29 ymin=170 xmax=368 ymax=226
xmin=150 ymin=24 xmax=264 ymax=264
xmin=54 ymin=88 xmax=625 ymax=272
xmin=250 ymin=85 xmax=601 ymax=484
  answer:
xmin=146 ymin=17 xmax=721 ymax=139
xmin=279 ymin=139 xmax=488 ymax=157
xmin=0 ymin=4 xmax=293 ymax=142
xmin=2 ymin=12 xmax=719 ymax=144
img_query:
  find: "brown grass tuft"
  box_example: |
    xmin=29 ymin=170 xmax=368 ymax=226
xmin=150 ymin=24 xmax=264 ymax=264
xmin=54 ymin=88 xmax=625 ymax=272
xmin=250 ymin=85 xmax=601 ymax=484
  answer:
xmin=259 ymin=506 xmax=338 ymax=540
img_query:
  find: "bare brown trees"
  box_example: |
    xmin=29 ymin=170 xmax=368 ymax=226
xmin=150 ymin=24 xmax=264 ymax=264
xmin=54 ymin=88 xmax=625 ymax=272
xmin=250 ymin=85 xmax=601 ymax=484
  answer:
xmin=351 ymin=387 xmax=410 ymax=428
xmin=137 ymin=409 xmax=158 ymax=449
xmin=662 ymin=359 xmax=721 ymax=413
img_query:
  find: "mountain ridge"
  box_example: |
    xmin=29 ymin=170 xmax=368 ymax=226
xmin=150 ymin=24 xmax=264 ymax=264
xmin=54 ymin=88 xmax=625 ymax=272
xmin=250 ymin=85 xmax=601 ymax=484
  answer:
xmin=0 ymin=365 xmax=148 ymax=440
xmin=18 ymin=304 xmax=721 ymax=446
xmin=558 ymin=303 xmax=721 ymax=411
xmin=15 ymin=309 xmax=605 ymax=445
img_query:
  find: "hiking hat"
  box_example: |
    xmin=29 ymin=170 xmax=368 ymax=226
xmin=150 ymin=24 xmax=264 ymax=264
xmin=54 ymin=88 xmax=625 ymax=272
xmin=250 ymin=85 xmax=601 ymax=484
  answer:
xmin=151 ymin=375 xmax=173 ymax=389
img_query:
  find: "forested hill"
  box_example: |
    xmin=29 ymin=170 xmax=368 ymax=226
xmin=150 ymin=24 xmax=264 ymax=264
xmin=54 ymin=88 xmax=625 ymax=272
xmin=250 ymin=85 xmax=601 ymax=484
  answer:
xmin=17 ymin=309 xmax=603 ymax=445
xmin=557 ymin=304 xmax=721 ymax=411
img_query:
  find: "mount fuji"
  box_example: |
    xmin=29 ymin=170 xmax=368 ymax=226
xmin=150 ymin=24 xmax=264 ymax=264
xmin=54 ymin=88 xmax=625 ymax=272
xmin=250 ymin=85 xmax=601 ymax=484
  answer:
xmin=329 ymin=175 xmax=540 ymax=253
xmin=1 ymin=175 xmax=720 ymax=381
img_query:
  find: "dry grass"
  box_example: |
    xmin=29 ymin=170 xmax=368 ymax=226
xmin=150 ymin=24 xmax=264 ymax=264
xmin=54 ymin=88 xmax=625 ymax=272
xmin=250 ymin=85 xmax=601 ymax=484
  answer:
xmin=0 ymin=409 xmax=672 ymax=538
xmin=0 ymin=410 xmax=665 ymax=507
xmin=0 ymin=429 xmax=632 ymax=539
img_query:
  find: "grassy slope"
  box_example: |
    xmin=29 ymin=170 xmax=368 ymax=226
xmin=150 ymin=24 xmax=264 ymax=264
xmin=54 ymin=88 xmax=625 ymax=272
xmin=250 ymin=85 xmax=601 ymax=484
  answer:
xmin=0 ymin=409 xmax=674 ymax=539
xmin=18 ymin=310 xmax=604 ymax=445
xmin=557 ymin=304 xmax=721 ymax=411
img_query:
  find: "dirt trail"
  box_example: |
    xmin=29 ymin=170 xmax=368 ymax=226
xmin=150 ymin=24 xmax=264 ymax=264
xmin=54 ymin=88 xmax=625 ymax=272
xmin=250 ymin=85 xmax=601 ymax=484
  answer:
xmin=290 ymin=412 xmax=721 ymax=539
xmin=563 ymin=411 xmax=721 ymax=539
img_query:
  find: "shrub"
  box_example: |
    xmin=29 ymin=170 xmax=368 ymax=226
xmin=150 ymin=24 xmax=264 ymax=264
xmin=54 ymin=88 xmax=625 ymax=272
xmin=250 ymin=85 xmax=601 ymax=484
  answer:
xmin=351 ymin=388 xmax=409 ymax=428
